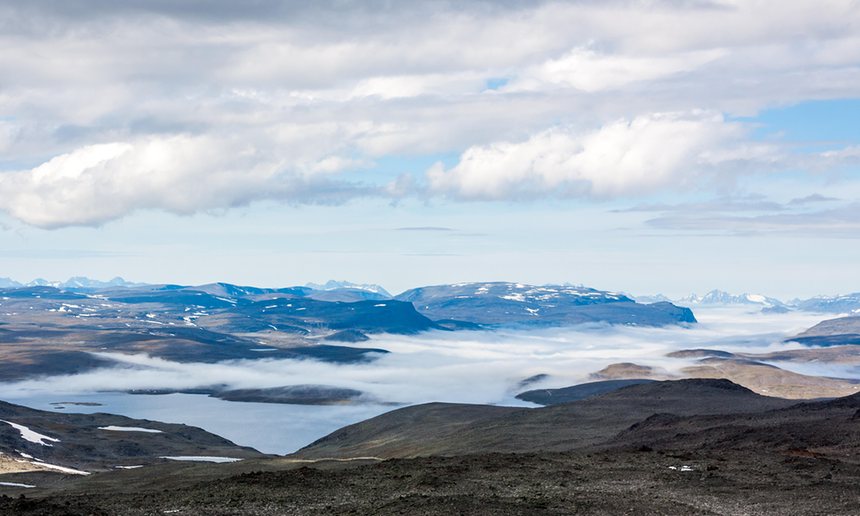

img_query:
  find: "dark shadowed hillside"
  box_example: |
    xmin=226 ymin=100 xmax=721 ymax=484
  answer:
xmin=0 ymin=401 xmax=264 ymax=472
xmin=294 ymin=379 xmax=795 ymax=459
xmin=3 ymin=380 xmax=859 ymax=515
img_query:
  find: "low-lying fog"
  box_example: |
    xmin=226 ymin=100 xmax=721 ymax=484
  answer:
xmin=1 ymin=307 xmax=851 ymax=454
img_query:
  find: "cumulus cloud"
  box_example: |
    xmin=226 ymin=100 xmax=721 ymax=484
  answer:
xmin=1 ymin=1 xmax=860 ymax=226
xmin=427 ymin=112 xmax=777 ymax=199
xmin=0 ymin=133 xmax=376 ymax=228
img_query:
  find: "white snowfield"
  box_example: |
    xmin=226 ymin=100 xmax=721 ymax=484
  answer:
xmin=2 ymin=451 xmax=90 ymax=476
xmin=160 ymin=456 xmax=243 ymax=463
xmin=0 ymin=482 xmax=36 ymax=488
xmin=98 ymin=426 xmax=163 ymax=433
xmin=0 ymin=419 xmax=61 ymax=446
xmin=28 ymin=461 xmax=90 ymax=475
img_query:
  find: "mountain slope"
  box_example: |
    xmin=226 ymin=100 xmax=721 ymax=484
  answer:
xmin=516 ymin=379 xmax=657 ymax=405
xmin=0 ymin=401 xmax=264 ymax=473
xmin=396 ymin=282 xmax=696 ymax=326
xmin=294 ymin=379 xmax=793 ymax=459
xmin=788 ymin=315 xmax=860 ymax=346
xmin=610 ymin=391 xmax=860 ymax=456
xmin=4 ymin=383 xmax=860 ymax=515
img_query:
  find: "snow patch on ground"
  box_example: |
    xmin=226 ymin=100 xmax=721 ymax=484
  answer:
xmin=668 ymin=465 xmax=694 ymax=472
xmin=501 ymin=293 xmax=525 ymax=302
xmin=28 ymin=461 xmax=89 ymax=475
xmin=160 ymin=456 xmax=243 ymax=463
xmin=0 ymin=482 xmax=35 ymax=488
xmin=0 ymin=419 xmax=61 ymax=446
xmin=99 ymin=425 xmax=163 ymax=433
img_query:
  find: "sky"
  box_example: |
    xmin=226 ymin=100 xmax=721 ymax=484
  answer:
xmin=1 ymin=0 xmax=859 ymax=298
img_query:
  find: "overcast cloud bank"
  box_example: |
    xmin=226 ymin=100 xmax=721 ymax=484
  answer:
xmin=1 ymin=1 xmax=860 ymax=227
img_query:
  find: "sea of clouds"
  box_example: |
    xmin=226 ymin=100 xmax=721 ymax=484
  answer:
xmin=0 ymin=307 xmax=834 ymax=405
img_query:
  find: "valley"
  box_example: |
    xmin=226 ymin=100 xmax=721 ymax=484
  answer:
xmin=1 ymin=279 xmax=859 ymax=514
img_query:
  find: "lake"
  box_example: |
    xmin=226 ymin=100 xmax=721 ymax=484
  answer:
xmin=3 ymin=391 xmax=394 ymax=455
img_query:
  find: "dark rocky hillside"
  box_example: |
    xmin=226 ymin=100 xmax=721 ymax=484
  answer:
xmin=0 ymin=401 xmax=264 ymax=472
xmin=3 ymin=380 xmax=859 ymax=515
xmin=788 ymin=315 xmax=860 ymax=347
xmin=294 ymin=379 xmax=795 ymax=459
xmin=516 ymin=378 xmax=656 ymax=405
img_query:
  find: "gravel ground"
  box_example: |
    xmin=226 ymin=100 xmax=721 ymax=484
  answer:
xmin=2 ymin=448 xmax=858 ymax=515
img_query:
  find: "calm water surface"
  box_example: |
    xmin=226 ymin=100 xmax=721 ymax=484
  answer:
xmin=3 ymin=391 xmax=394 ymax=455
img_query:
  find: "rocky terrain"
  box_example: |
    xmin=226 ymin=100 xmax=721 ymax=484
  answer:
xmin=294 ymin=380 xmax=798 ymax=459
xmin=1 ymin=379 xmax=858 ymax=515
xmin=0 ymin=400 xmax=264 ymax=474
xmin=2 ymin=280 xmax=859 ymax=513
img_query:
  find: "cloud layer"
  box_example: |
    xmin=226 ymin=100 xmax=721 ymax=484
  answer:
xmin=1 ymin=1 xmax=859 ymax=226
xmin=0 ymin=307 xmax=827 ymax=405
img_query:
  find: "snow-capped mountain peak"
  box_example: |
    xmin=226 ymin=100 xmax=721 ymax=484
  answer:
xmin=305 ymin=280 xmax=391 ymax=297
xmin=673 ymin=289 xmax=786 ymax=308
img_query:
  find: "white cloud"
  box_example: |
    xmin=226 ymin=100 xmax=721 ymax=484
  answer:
xmin=0 ymin=120 xmax=19 ymax=152
xmin=507 ymin=47 xmax=727 ymax=93
xmin=0 ymin=134 xmax=371 ymax=228
xmin=0 ymin=1 xmax=859 ymax=226
xmin=427 ymin=112 xmax=776 ymax=199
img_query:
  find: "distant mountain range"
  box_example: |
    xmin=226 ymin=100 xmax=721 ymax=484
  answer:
xmin=4 ymin=278 xmax=857 ymax=315
xmin=0 ymin=276 xmax=146 ymax=290
xmin=0 ymin=279 xmax=697 ymax=329
xmin=636 ymin=289 xmax=860 ymax=314
xmin=675 ymin=290 xmax=786 ymax=308
xmin=0 ymin=280 xmax=697 ymax=383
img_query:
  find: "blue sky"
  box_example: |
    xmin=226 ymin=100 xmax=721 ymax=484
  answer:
xmin=1 ymin=1 xmax=859 ymax=297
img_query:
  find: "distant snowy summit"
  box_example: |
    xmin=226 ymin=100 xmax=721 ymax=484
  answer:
xmin=793 ymin=293 xmax=860 ymax=314
xmin=676 ymin=290 xmax=787 ymax=309
xmin=304 ymin=280 xmax=391 ymax=297
xmin=0 ymin=276 xmax=146 ymax=290
xmin=632 ymin=294 xmax=674 ymax=304
xmin=635 ymin=289 xmax=860 ymax=315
